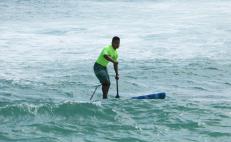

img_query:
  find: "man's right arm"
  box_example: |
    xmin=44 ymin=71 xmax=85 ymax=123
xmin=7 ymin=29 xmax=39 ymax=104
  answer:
xmin=104 ymin=55 xmax=117 ymax=64
xmin=104 ymin=55 xmax=119 ymax=80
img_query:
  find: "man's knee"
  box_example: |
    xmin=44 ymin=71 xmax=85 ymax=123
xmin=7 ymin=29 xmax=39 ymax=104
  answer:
xmin=102 ymin=81 xmax=110 ymax=87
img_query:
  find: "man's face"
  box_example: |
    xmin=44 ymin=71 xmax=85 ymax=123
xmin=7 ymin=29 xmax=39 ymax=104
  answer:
xmin=112 ymin=40 xmax=120 ymax=49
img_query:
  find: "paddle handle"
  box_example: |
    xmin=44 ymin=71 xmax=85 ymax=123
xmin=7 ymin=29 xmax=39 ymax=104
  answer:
xmin=115 ymin=79 xmax=119 ymax=98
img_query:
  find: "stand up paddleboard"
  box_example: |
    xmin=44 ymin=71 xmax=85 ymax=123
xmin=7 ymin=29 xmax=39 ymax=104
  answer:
xmin=90 ymin=84 xmax=166 ymax=100
xmin=131 ymin=92 xmax=166 ymax=99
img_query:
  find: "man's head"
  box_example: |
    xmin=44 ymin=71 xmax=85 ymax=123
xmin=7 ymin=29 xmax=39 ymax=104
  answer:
xmin=112 ymin=36 xmax=120 ymax=49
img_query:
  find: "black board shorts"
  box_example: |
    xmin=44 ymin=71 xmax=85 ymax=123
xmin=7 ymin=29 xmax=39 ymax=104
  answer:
xmin=94 ymin=62 xmax=110 ymax=84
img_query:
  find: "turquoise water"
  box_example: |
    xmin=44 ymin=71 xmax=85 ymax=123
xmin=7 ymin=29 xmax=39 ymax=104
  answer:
xmin=1 ymin=0 xmax=231 ymax=141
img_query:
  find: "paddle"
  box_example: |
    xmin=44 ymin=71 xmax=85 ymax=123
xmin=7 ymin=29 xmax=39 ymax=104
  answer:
xmin=90 ymin=84 xmax=101 ymax=101
xmin=115 ymin=78 xmax=119 ymax=98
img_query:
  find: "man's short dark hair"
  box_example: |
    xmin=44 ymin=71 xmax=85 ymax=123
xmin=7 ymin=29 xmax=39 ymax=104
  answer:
xmin=112 ymin=36 xmax=120 ymax=42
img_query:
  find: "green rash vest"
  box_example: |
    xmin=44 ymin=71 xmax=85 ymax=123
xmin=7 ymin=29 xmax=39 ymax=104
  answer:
xmin=96 ymin=45 xmax=118 ymax=67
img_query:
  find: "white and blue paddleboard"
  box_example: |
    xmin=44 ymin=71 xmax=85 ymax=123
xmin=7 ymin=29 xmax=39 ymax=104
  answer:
xmin=131 ymin=92 xmax=166 ymax=99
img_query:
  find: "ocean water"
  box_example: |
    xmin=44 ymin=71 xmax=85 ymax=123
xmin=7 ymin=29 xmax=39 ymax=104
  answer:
xmin=0 ymin=0 xmax=231 ymax=141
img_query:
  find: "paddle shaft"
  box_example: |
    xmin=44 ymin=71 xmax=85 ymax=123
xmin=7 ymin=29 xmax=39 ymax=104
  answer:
xmin=116 ymin=79 xmax=119 ymax=98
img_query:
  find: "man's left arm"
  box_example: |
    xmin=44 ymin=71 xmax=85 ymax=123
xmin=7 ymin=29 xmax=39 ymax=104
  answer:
xmin=114 ymin=62 xmax=119 ymax=80
xmin=114 ymin=54 xmax=119 ymax=80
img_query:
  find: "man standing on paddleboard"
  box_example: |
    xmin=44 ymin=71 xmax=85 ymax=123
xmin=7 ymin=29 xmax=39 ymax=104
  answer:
xmin=93 ymin=36 xmax=120 ymax=99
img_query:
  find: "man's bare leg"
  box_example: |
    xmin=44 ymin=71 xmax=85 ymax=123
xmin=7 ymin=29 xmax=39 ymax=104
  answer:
xmin=102 ymin=81 xmax=110 ymax=99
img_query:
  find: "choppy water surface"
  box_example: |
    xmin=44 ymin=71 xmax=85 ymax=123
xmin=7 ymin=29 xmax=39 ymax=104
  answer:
xmin=0 ymin=0 xmax=231 ymax=141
